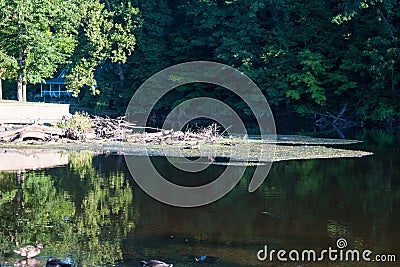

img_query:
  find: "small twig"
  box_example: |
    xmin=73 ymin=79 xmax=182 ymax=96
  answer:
xmin=220 ymin=125 xmax=232 ymax=136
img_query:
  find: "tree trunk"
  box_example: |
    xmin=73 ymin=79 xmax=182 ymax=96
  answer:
xmin=17 ymin=55 xmax=27 ymax=102
xmin=17 ymin=10 xmax=27 ymax=102
xmin=117 ymin=63 xmax=124 ymax=88
xmin=17 ymin=70 xmax=25 ymax=102
xmin=23 ymin=78 xmax=26 ymax=102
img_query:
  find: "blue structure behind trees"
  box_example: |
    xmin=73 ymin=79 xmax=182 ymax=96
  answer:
xmin=40 ymin=69 xmax=71 ymax=98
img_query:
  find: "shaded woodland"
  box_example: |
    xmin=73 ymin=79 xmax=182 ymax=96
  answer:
xmin=1 ymin=0 xmax=399 ymax=126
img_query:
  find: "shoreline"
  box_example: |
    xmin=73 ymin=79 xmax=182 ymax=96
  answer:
xmin=0 ymin=135 xmax=373 ymax=163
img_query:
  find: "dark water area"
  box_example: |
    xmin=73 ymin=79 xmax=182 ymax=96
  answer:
xmin=0 ymin=127 xmax=399 ymax=266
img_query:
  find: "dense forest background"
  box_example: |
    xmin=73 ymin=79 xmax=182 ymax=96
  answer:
xmin=1 ymin=0 xmax=399 ymax=126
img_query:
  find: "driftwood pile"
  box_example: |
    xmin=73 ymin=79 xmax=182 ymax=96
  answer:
xmin=0 ymin=115 xmax=219 ymax=145
xmin=92 ymin=116 xmax=126 ymax=139
xmin=0 ymin=124 xmax=64 ymax=143
xmin=126 ymin=126 xmax=218 ymax=145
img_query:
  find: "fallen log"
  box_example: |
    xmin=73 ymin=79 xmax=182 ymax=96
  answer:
xmin=315 ymin=104 xmax=362 ymax=128
xmin=14 ymin=131 xmax=50 ymax=143
xmin=0 ymin=125 xmax=30 ymax=141
xmin=0 ymin=125 xmax=64 ymax=143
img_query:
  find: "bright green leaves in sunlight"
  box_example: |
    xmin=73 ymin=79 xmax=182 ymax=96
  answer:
xmin=0 ymin=50 xmax=18 ymax=99
xmin=0 ymin=51 xmax=18 ymax=79
xmin=67 ymin=59 xmax=98 ymax=96
xmin=0 ymin=0 xmax=82 ymax=101
xmin=109 ymin=1 xmax=139 ymax=64
xmin=0 ymin=0 xmax=139 ymax=100
xmin=66 ymin=0 xmax=139 ymax=96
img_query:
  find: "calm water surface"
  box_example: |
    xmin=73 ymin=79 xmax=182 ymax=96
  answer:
xmin=0 ymin=129 xmax=399 ymax=266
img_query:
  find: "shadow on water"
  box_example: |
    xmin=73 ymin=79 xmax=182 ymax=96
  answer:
xmin=0 ymin=128 xmax=399 ymax=266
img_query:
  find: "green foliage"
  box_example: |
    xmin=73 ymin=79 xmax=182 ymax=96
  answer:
xmin=0 ymin=151 xmax=135 ymax=266
xmin=287 ymin=50 xmax=328 ymax=106
xmin=0 ymin=0 xmax=83 ymax=100
xmin=68 ymin=60 xmax=99 ymax=97
xmin=59 ymin=112 xmax=93 ymax=132
xmin=1 ymin=0 xmax=400 ymax=123
xmin=0 ymin=51 xmax=17 ymax=78
xmin=0 ymin=0 xmax=139 ymax=101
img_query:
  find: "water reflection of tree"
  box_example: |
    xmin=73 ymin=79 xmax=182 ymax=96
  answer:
xmin=0 ymin=151 xmax=135 ymax=267
xmin=0 ymin=170 xmax=75 ymax=262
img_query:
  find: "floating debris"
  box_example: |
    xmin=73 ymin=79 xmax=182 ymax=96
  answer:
xmin=0 ymin=117 xmax=372 ymax=162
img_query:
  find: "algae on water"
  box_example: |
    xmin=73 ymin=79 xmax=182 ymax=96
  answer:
xmin=0 ymin=135 xmax=373 ymax=164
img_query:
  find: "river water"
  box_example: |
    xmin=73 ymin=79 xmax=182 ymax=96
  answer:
xmin=0 ymin=128 xmax=399 ymax=266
